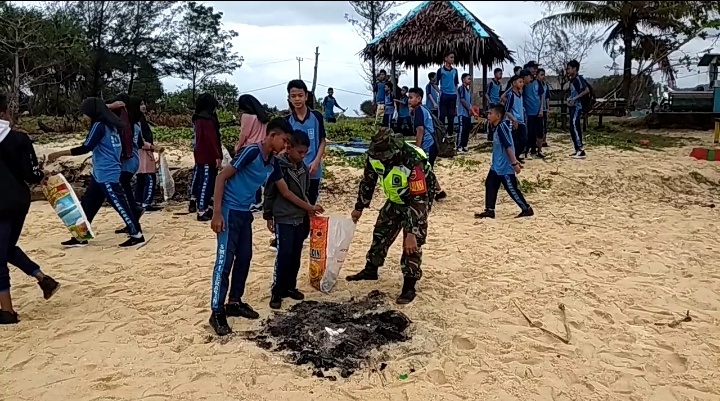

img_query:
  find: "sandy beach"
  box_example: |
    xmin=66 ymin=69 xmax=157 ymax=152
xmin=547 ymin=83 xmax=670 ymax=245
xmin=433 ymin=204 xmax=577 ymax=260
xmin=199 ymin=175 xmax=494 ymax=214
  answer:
xmin=2 ymin=131 xmax=720 ymax=401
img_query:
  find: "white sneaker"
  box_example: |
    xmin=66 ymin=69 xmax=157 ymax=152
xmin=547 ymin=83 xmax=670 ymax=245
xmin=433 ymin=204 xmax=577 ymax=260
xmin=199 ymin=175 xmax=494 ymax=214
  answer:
xmin=268 ymin=238 xmax=277 ymax=252
xmin=572 ymin=150 xmax=587 ymax=159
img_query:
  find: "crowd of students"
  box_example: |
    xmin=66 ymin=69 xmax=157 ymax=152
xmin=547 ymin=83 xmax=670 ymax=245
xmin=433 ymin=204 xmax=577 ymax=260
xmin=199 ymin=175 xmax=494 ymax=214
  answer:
xmin=0 ymin=55 xmax=593 ymax=332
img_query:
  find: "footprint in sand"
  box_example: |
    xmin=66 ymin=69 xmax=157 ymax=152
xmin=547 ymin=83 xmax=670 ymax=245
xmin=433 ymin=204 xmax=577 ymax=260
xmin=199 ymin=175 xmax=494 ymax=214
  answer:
xmin=427 ymin=369 xmax=448 ymax=385
xmin=593 ymin=309 xmax=615 ymax=324
xmin=452 ymin=335 xmax=476 ymax=350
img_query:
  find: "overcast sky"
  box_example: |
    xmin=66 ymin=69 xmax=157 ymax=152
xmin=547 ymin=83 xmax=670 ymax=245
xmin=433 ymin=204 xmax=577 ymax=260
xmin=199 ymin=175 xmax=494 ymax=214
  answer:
xmin=161 ymin=1 xmax=716 ymax=113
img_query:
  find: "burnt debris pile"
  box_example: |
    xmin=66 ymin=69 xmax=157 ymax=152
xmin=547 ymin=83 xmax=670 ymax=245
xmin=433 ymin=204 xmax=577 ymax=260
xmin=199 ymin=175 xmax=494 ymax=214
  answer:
xmin=250 ymin=290 xmax=412 ymax=379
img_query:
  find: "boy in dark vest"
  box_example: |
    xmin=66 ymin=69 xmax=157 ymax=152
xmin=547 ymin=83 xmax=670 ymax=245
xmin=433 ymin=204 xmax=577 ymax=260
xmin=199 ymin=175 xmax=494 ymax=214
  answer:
xmin=263 ymin=130 xmax=324 ymax=310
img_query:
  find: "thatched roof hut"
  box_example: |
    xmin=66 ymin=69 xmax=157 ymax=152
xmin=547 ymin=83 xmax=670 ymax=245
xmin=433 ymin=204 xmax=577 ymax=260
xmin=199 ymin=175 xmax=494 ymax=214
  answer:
xmin=360 ymin=1 xmax=514 ymax=107
xmin=361 ymin=1 xmax=514 ymax=67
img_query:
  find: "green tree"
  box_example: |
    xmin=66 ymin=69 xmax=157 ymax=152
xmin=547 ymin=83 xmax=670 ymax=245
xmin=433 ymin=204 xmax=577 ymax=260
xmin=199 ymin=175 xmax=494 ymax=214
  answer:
xmin=171 ymin=2 xmax=243 ymax=101
xmin=69 ymin=1 xmax=122 ymax=97
xmin=533 ymin=1 xmax=720 ymax=105
xmin=110 ymin=1 xmax=178 ymax=94
xmin=200 ymin=79 xmax=239 ymax=110
xmin=0 ymin=3 xmax=87 ymax=118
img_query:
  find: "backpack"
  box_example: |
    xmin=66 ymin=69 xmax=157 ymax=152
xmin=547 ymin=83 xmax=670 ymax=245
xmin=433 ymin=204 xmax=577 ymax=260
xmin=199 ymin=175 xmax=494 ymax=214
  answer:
xmin=578 ymin=76 xmax=596 ymax=113
xmin=428 ymin=111 xmax=457 ymax=158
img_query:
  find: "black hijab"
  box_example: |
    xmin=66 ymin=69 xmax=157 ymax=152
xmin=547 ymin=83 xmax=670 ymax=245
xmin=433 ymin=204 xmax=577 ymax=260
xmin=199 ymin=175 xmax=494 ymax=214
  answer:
xmin=192 ymin=93 xmax=222 ymax=153
xmin=81 ymin=97 xmax=125 ymax=130
xmin=238 ymin=94 xmax=269 ymax=124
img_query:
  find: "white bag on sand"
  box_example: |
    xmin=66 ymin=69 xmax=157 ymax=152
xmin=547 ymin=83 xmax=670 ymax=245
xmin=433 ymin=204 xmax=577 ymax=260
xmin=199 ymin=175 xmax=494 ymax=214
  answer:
xmin=43 ymin=174 xmax=95 ymax=241
xmin=158 ymin=154 xmax=175 ymax=201
xmin=309 ymin=215 xmax=356 ymax=293
xmin=221 ymin=146 xmax=232 ymax=168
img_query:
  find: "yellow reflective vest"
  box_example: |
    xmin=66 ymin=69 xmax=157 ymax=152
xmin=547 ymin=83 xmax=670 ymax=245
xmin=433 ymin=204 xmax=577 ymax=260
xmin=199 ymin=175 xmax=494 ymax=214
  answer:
xmin=368 ymin=145 xmax=428 ymax=204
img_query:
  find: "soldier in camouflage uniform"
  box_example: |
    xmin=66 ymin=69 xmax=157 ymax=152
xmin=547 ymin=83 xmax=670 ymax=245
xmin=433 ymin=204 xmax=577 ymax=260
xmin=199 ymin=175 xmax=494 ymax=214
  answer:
xmin=347 ymin=127 xmax=436 ymax=304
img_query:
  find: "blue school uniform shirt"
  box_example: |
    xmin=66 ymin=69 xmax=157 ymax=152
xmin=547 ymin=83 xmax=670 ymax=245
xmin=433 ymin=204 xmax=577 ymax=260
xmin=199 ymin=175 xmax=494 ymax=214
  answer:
xmin=523 ymin=80 xmax=541 ymax=116
xmin=424 ymin=82 xmax=439 ymax=109
xmin=287 ymin=110 xmax=326 ymax=180
xmin=375 ymin=81 xmax=386 ymax=103
xmin=223 ymin=144 xmax=280 ymax=211
xmin=487 ymin=79 xmax=502 ymax=105
xmin=505 ymin=90 xmax=525 ymax=125
xmin=398 ymin=95 xmax=410 ymax=118
xmin=323 ymin=96 xmax=337 ymax=119
xmin=121 ymin=123 xmax=141 ymax=174
xmin=436 ymin=66 xmax=459 ymax=96
xmin=570 ymin=75 xmax=586 ymax=112
xmin=412 ymin=106 xmax=435 ymax=154
xmin=384 ymin=93 xmax=394 ymax=115
xmin=491 ymin=120 xmax=515 ymax=176
xmin=457 ymin=85 xmax=472 ymax=118
xmin=538 ymin=81 xmax=550 ymax=111
xmin=84 ymin=122 xmax=122 ymax=184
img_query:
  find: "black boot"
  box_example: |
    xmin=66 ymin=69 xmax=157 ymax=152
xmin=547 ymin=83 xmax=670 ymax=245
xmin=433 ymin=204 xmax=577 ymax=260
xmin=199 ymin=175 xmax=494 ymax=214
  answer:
xmin=345 ymin=267 xmax=379 ymax=281
xmin=396 ymin=277 xmax=417 ymax=304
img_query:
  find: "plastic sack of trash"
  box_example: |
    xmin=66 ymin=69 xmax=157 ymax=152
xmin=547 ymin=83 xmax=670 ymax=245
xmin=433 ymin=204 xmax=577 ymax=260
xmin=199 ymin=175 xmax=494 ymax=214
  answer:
xmin=309 ymin=215 xmax=356 ymax=293
xmin=43 ymin=174 xmax=95 ymax=241
xmin=221 ymin=146 xmax=232 ymax=169
xmin=157 ymin=154 xmax=175 ymax=201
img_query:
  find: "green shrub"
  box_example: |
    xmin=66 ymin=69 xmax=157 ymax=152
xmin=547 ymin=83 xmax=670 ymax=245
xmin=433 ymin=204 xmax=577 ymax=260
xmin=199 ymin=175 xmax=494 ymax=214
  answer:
xmin=325 ymin=118 xmax=375 ymax=142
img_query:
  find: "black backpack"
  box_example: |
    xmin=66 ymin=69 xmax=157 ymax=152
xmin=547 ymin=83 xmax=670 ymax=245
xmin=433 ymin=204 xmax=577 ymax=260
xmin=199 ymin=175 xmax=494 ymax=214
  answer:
xmin=428 ymin=110 xmax=457 ymax=158
xmin=578 ymin=76 xmax=596 ymax=112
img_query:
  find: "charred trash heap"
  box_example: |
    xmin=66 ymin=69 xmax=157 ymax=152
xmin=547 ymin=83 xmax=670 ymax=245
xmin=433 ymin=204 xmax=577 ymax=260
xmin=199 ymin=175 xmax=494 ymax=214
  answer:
xmin=250 ymin=290 xmax=412 ymax=379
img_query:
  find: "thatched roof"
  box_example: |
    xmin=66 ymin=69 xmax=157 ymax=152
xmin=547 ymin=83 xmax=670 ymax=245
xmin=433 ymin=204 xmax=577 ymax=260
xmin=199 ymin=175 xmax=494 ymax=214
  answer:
xmin=360 ymin=1 xmax=515 ymax=68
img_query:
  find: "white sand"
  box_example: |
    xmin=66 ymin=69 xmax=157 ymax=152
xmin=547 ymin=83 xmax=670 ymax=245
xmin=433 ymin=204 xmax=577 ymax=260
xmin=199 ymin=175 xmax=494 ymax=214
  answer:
xmin=2 ymin=132 xmax=720 ymax=401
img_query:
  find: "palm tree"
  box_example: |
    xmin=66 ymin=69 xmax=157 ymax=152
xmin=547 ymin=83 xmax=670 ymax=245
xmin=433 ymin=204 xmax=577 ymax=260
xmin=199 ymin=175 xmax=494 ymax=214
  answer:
xmin=533 ymin=1 xmax=720 ymax=104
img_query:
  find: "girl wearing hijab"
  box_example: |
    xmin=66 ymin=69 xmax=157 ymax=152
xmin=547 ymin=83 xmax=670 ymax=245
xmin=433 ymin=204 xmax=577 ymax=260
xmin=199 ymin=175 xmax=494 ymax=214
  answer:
xmin=190 ymin=93 xmax=223 ymax=221
xmin=235 ymin=94 xmax=269 ymax=213
xmin=134 ymin=101 xmax=163 ymax=211
xmin=47 ymin=97 xmax=145 ymax=248
xmin=118 ymin=96 xmax=145 ymax=221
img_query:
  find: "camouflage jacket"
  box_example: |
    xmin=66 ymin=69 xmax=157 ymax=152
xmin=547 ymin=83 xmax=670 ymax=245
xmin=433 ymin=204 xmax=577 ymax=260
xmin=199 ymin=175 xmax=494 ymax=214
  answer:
xmin=354 ymin=143 xmax=436 ymax=235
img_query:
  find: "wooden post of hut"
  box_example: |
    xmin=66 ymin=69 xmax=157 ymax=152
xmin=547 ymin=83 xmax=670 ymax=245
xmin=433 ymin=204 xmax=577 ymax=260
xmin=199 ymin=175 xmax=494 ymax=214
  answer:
xmin=390 ymin=50 xmax=398 ymax=99
xmin=469 ymin=43 xmax=475 ymax=110
xmin=414 ymin=66 xmax=419 ymax=88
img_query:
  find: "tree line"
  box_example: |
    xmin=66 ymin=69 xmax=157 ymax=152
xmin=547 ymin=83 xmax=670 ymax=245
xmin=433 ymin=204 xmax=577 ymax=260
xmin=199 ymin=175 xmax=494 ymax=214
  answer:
xmin=0 ymin=1 xmax=242 ymax=118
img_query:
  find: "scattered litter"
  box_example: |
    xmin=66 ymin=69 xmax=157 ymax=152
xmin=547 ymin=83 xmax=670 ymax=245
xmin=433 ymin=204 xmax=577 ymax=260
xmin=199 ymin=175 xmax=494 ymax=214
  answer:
xmin=249 ymin=290 xmax=412 ymax=379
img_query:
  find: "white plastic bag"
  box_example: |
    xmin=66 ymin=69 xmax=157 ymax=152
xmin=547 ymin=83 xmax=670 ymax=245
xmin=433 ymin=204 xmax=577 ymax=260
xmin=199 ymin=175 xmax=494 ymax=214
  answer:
xmin=309 ymin=215 xmax=356 ymax=293
xmin=221 ymin=146 xmax=232 ymax=168
xmin=157 ymin=154 xmax=175 ymax=201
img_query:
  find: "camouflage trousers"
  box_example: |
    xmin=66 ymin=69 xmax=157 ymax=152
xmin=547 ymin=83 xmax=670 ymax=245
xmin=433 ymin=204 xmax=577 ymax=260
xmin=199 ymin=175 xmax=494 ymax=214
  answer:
xmin=365 ymin=201 xmax=427 ymax=279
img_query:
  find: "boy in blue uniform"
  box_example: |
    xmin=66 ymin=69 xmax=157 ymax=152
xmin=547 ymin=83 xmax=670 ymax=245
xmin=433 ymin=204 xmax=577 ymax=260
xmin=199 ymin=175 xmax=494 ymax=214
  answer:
xmin=394 ymin=86 xmax=411 ymax=136
xmin=485 ymin=68 xmax=503 ymax=107
xmin=382 ymin=82 xmax=395 ymax=128
xmin=286 ymin=79 xmax=327 ymax=205
xmin=48 ymin=98 xmax=145 ymax=248
xmin=522 ymin=62 xmax=545 ymax=159
xmin=566 ymin=59 xmax=589 ymax=159
xmin=408 ymin=87 xmax=447 ymax=201
xmin=425 ymin=72 xmax=439 ymax=117
xmin=322 ymin=88 xmax=346 ymax=123
xmin=537 ymin=68 xmax=550 ymax=148
xmin=457 ymin=73 xmax=477 ymax=153
xmin=435 ymin=51 xmax=459 ymax=136
xmin=474 ymin=104 xmax=534 ymax=219
xmin=504 ymin=75 xmax=527 ymax=163
xmin=374 ymin=69 xmax=388 ymax=106
xmin=208 ymin=117 xmax=293 ymax=336
xmin=263 ymin=130 xmax=324 ymax=310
